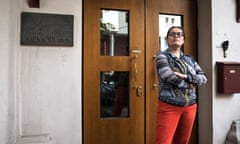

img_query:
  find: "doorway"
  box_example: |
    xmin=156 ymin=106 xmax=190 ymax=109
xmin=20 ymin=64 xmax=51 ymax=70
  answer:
xmin=83 ymin=0 xmax=197 ymax=144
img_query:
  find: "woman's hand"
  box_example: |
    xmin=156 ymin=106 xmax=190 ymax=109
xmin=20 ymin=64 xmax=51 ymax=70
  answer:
xmin=174 ymin=72 xmax=187 ymax=80
xmin=189 ymin=84 xmax=195 ymax=89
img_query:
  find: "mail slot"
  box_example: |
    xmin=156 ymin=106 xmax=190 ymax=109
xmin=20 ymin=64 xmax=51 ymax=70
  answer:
xmin=217 ymin=62 xmax=240 ymax=94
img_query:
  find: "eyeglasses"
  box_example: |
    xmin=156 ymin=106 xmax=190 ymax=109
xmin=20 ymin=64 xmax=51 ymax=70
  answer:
xmin=168 ymin=32 xmax=184 ymax=37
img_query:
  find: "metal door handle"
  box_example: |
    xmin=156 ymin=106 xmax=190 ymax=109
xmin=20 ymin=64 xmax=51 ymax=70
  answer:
xmin=136 ymin=86 xmax=142 ymax=96
xmin=152 ymin=54 xmax=156 ymax=60
xmin=131 ymin=50 xmax=143 ymax=96
xmin=133 ymin=54 xmax=138 ymax=89
xmin=153 ymin=83 xmax=158 ymax=88
xmin=152 ymin=55 xmax=158 ymax=88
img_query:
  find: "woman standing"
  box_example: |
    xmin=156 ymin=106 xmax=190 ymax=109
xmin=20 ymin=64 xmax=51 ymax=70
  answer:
xmin=155 ymin=26 xmax=207 ymax=144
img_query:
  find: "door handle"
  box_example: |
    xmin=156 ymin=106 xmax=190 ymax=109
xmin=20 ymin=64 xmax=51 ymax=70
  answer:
xmin=152 ymin=83 xmax=158 ymax=88
xmin=133 ymin=54 xmax=138 ymax=89
xmin=132 ymin=49 xmax=143 ymax=96
xmin=132 ymin=55 xmax=143 ymax=96
xmin=132 ymin=49 xmax=142 ymax=89
xmin=152 ymin=55 xmax=158 ymax=88
xmin=152 ymin=54 xmax=156 ymax=59
xmin=136 ymin=86 xmax=143 ymax=96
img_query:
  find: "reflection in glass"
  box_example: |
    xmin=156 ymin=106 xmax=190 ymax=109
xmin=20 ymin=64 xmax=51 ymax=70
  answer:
xmin=100 ymin=71 xmax=129 ymax=118
xmin=159 ymin=14 xmax=182 ymax=51
xmin=100 ymin=9 xmax=129 ymax=56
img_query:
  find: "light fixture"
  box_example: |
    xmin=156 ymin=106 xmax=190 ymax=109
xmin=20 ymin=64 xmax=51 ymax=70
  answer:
xmin=221 ymin=40 xmax=229 ymax=58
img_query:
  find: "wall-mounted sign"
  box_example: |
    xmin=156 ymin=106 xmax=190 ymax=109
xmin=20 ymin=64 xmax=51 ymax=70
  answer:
xmin=21 ymin=12 xmax=73 ymax=46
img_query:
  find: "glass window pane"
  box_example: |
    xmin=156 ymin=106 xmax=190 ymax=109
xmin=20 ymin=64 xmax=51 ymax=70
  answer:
xmin=159 ymin=14 xmax=182 ymax=51
xmin=100 ymin=71 xmax=129 ymax=118
xmin=100 ymin=9 xmax=129 ymax=56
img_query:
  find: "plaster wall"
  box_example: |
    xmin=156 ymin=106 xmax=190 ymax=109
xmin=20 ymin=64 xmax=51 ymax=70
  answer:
xmin=17 ymin=0 xmax=82 ymax=144
xmin=0 ymin=0 xmax=18 ymax=143
xmin=212 ymin=0 xmax=240 ymax=143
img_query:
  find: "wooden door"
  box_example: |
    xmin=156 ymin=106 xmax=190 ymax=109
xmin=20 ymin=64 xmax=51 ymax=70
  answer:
xmin=146 ymin=0 xmax=197 ymax=144
xmin=83 ymin=0 xmax=197 ymax=143
xmin=83 ymin=0 xmax=145 ymax=144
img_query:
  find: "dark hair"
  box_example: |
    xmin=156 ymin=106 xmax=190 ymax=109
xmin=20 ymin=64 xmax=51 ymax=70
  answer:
xmin=166 ymin=26 xmax=185 ymax=39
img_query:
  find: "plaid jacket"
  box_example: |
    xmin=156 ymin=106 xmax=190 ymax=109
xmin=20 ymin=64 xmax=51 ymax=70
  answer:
xmin=155 ymin=49 xmax=207 ymax=106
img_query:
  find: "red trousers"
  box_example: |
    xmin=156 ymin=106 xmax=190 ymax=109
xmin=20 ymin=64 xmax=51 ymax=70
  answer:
xmin=155 ymin=100 xmax=197 ymax=144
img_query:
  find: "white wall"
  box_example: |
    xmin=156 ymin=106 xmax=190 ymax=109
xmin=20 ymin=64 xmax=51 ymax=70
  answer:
xmin=213 ymin=0 xmax=240 ymax=143
xmin=17 ymin=0 xmax=82 ymax=144
xmin=0 ymin=0 xmax=18 ymax=143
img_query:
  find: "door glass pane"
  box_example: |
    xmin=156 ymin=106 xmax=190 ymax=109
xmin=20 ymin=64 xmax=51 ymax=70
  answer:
xmin=100 ymin=71 xmax=129 ymax=118
xmin=159 ymin=14 xmax=182 ymax=51
xmin=100 ymin=9 xmax=129 ymax=56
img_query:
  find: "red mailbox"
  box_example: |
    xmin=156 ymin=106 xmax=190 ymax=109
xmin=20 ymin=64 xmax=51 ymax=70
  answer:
xmin=217 ymin=62 xmax=240 ymax=94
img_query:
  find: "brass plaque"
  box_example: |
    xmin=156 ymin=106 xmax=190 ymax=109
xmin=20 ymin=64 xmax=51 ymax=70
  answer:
xmin=21 ymin=12 xmax=73 ymax=46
